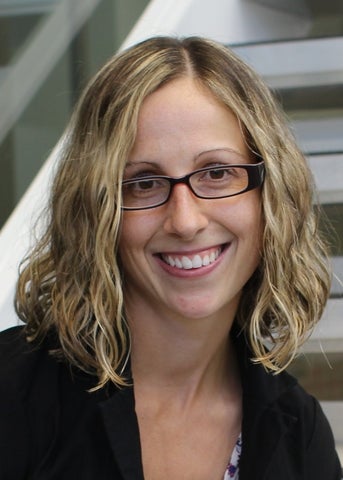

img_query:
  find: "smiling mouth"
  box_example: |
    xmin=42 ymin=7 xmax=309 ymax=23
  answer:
xmin=159 ymin=244 xmax=228 ymax=270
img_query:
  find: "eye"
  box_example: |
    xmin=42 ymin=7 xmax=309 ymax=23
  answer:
xmin=207 ymin=168 xmax=230 ymax=180
xmin=201 ymin=166 xmax=238 ymax=181
xmin=123 ymin=176 xmax=169 ymax=200
xmin=133 ymin=178 xmax=161 ymax=191
xmin=191 ymin=165 xmax=249 ymax=198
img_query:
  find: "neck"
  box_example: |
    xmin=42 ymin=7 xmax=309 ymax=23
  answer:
xmin=126 ymin=300 xmax=240 ymax=405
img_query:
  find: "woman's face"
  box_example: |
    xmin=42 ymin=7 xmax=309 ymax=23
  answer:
xmin=118 ymin=77 xmax=262 ymax=322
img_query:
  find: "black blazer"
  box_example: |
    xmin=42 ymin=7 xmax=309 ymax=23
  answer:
xmin=0 ymin=326 xmax=341 ymax=479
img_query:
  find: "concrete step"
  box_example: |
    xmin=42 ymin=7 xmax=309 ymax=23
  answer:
xmin=232 ymin=37 xmax=343 ymax=89
xmin=0 ymin=0 xmax=57 ymax=16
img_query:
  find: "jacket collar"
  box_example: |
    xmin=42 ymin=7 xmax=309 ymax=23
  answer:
xmin=232 ymin=327 xmax=299 ymax=479
xmin=232 ymin=326 xmax=297 ymax=404
xmin=99 ymin=385 xmax=144 ymax=480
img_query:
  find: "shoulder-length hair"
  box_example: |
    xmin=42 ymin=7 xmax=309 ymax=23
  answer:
xmin=15 ymin=36 xmax=331 ymax=389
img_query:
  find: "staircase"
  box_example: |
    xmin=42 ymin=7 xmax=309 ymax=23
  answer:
xmin=0 ymin=0 xmax=102 ymax=147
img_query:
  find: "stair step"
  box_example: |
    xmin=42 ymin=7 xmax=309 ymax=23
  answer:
xmin=232 ymin=37 xmax=343 ymax=89
xmin=0 ymin=0 xmax=57 ymax=16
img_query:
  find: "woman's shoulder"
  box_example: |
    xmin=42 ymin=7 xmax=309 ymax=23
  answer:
xmin=0 ymin=325 xmax=56 ymax=390
xmin=241 ymin=365 xmax=342 ymax=477
xmin=0 ymin=324 xmax=68 ymax=449
xmin=0 ymin=324 xmax=97 ymax=394
xmin=0 ymin=325 xmax=62 ymax=477
xmin=0 ymin=326 xmax=111 ymax=478
xmin=0 ymin=324 xmax=41 ymax=356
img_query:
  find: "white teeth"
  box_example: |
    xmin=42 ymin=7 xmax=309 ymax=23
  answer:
xmin=182 ymin=256 xmax=193 ymax=269
xmin=162 ymin=248 xmax=222 ymax=270
xmin=175 ymin=258 xmax=183 ymax=268
xmin=202 ymin=255 xmax=210 ymax=266
xmin=192 ymin=255 xmax=203 ymax=268
xmin=168 ymin=255 xmax=175 ymax=267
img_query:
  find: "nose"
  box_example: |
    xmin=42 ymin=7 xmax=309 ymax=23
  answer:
xmin=163 ymin=184 xmax=209 ymax=239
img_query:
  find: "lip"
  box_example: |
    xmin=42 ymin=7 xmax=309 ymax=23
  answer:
xmin=155 ymin=243 xmax=230 ymax=278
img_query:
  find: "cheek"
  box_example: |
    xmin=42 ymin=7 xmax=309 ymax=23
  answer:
xmin=246 ymin=205 xmax=263 ymax=251
xmin=118 ymin=213 xmax=158 ymax=259
xmin=246 ymin=203 xmax=263 ymax=240
xmin=228 ymin=197 xmax=264 ymax=266
xmin=220 ymin=193 xmax=262 ymax=238
xmin=251 ymin=198 xmax=264 ymax=249
xmin=118 ymin=218 xmax=140 ymax=261
xmin=117 ymin=219 xmax=144 ymax=283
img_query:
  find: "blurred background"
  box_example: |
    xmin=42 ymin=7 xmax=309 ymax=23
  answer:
xmin=0 ymin=0 xmax=342 ymax=461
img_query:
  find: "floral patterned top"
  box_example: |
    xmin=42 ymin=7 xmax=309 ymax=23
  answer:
xmin=224 ymin=434 xmax=242 ymax=479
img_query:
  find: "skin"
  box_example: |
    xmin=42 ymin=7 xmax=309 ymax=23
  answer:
xmin=118 ymin=76 xmax=263 ymax=479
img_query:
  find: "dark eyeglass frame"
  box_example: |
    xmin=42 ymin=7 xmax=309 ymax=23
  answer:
xmin=121 ymin=161 xmax=265 ymax=211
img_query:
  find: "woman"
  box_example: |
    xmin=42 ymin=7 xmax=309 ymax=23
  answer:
xmin=0 ymin=36 xmax=341 ymax=479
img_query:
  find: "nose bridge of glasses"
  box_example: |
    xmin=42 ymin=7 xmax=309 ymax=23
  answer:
xmin=164 ymin=173 xmax=208 ymax=234
xmin=168 ymin=171 xmax=195 ymax=195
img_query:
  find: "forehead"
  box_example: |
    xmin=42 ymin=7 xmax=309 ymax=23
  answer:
xmin=137 ymin=76 xmax=231 ymax=126
xmin=129 ymin=76 xmax=251 ymax=165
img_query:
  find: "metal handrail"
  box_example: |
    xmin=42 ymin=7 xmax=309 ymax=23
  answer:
xmin=0 ymin=0 xmax=102 ymax=146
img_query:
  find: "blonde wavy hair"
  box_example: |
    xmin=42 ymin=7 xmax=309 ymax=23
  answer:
xmin=15 ymin=36 xmax=331 ymax=389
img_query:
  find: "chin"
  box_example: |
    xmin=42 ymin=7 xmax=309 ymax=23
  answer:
xmin=171 ymin=296 xmax=237 ymax=322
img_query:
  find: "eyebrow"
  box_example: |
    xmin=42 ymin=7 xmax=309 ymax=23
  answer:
xmin=124 ymin=161 xmax=159 ymax=170
xmin=197 ymin=148 xmax=248 ymax=160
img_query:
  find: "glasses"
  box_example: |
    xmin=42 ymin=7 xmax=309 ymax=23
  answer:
xmin=122 ymin=159 xmax=265 ymax=211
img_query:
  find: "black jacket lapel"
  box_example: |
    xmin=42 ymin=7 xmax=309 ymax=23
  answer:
xmin=99 ymin=386 xmax=144 ymax=480
xmin=234 ymin=328 xmax=298 ymax=479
